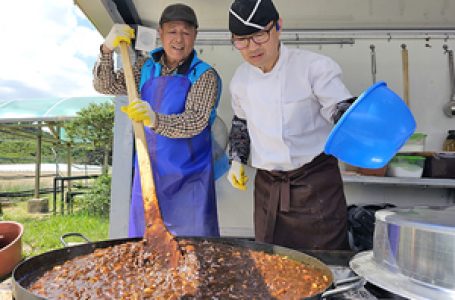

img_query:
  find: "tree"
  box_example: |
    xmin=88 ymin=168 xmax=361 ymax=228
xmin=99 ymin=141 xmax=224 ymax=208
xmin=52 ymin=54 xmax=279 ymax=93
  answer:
xmin=65 ymin=102 xmax=115 ymax=174
xmin=78 ymin=174 xmax=112 ymax=217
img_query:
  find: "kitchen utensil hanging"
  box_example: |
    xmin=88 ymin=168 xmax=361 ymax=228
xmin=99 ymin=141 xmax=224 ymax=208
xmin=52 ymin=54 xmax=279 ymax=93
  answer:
xmin=443 ymin=45 xmax=455 ymax=117
xmin=370 ymin=44 xmax=376 ymax=84
xmin=401 ymin=44 xmax=410 ymax=107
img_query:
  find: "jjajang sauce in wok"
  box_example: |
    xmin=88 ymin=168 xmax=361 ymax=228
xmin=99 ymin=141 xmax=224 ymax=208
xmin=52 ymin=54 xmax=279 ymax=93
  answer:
xmin=29 ymin=240 xmax=330 ymax=299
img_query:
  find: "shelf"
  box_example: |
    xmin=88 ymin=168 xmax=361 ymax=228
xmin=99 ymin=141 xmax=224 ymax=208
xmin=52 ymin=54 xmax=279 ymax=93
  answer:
xmin=342 ymin=174 xmax=455 ymax=189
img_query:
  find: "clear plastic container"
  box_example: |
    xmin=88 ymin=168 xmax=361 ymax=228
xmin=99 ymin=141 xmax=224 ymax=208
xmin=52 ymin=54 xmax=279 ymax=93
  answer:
xmin=387 ymin=155 xmax=425 ymax=178
xmin=399 ymin=133 xmax=426 ymax=153
xmin=443 ymin=130 xmax=455 ymax=152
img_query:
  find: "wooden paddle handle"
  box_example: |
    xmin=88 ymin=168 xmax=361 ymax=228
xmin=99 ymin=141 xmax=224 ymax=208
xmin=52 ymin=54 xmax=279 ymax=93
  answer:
xmin=118 ymin=43 xmax=181 ymax=268
xmin=401 ymin=44 xmax=410 ymax=107
xmin=118 ymin=41 xmax=164 ymax=227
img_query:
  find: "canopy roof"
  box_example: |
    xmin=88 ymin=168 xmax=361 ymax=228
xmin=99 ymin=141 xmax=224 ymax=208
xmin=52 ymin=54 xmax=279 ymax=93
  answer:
xmin=75 ymin=0 xmax=455 ymax=38
xmin=0 ymin=97 xmax=114 ymax=124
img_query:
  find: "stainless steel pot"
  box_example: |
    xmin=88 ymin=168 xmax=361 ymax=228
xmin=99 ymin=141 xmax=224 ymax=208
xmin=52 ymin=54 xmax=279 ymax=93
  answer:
xmin=443 ymin=45 xmax=455 ymax=117
xmin=350 ymin=206 xmax=455 ymax=299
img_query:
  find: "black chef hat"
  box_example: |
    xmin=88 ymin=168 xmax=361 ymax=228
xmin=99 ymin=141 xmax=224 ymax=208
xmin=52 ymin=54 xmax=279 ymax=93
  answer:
xmin=229 ymin=0 xmax=279 ymax=36
xmin=159 ymin=3 xmax=199 ymax=29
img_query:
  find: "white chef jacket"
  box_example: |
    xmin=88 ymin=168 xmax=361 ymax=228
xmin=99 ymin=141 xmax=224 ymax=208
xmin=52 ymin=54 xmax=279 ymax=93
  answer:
xmin=230 ymin=44 xmax=352 ymax=171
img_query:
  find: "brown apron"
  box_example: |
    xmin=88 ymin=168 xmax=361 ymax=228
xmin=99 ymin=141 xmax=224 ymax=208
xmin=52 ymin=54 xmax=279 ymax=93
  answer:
xmin=254 ymin=153 xmax=349 ymax=250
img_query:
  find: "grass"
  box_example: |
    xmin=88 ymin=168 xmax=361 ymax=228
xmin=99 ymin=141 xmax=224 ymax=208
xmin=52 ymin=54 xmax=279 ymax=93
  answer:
xmin=1 ymin=201 xmax=109 ymax=257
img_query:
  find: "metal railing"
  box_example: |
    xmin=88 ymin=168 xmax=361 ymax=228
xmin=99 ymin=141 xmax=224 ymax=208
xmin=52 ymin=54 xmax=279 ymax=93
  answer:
xmin=52 ymin=175 xmax=99 ymax=215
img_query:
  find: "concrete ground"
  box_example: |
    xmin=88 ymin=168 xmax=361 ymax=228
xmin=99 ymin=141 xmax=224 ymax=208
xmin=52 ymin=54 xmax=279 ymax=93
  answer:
xmin=0 ymin=278 xmax=11 ymax=300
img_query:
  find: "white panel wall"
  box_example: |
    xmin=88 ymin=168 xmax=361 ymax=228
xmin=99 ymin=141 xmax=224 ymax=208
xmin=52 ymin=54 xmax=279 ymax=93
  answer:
xmin=109 ymin=96 xmax=134 ymax=238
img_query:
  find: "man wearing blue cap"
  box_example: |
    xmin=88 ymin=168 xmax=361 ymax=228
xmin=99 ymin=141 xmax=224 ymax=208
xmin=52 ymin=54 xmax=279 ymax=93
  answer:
xmin=226 ymin=0 xmax=354 ymax=250
xmin=94 ymin=4 xmax=222 ymax=238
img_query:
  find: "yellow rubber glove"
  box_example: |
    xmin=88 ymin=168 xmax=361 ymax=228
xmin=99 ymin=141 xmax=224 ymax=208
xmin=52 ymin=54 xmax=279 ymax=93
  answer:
xmin=227 ymin=161 xmax=248 ymax=191
xmin=104 ymin=24 xmax=135 ymax=50
xmin=121 ymin=100 xmax=156 ymax=127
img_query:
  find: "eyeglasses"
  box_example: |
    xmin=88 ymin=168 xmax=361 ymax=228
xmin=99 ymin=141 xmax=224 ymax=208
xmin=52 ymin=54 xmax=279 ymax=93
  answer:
xmin=231 ymin=22 xmax=275 ymax=50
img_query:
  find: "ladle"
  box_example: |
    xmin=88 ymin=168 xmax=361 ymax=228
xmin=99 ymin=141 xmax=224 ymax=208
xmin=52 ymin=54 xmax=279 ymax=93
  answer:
xmin=370 ymin=44 xmax=376 ymax=84
xmin=443 ymin=45 xmax=455 ymax=117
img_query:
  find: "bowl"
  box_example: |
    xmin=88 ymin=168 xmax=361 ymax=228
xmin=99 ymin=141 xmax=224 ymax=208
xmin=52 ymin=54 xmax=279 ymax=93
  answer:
xmin=325 ymin=81 xmax=416 ymax=168
xmin=0 ymin=221 xmax=23 ymax=278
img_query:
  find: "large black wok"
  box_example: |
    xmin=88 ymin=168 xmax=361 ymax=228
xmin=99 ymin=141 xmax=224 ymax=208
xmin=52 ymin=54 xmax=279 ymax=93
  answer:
xmin=13 ymin=236 xmax=361 ymax=300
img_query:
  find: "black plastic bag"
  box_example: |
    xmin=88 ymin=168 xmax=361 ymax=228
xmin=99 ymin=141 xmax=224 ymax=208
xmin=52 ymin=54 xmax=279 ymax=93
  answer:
xmin=347 ymin=203 xmax=396 ymax=251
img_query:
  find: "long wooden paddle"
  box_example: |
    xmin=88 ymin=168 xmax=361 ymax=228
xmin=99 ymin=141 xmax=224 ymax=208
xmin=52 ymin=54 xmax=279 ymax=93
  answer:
xmin=118 ymin=41 xmax=181 ymax=268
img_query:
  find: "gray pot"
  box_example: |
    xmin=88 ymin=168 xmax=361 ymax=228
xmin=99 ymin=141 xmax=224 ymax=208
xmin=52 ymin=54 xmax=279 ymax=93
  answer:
xmin=351 ymin=206 xmax=455 ymax=299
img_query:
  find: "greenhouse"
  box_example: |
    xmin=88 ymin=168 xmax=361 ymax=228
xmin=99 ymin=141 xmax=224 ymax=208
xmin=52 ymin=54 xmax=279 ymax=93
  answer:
xmin=0 ymin=96 xmax=114 ymax=200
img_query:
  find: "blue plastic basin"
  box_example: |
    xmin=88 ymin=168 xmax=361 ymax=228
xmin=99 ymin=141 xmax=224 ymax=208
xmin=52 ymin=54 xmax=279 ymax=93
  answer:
xmin=324 ymin=81 xmax=416 ymax=168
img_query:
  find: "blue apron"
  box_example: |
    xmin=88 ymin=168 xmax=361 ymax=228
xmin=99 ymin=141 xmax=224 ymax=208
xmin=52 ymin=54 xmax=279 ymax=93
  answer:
xmin=128 ymin=49 xmax=220 ymax=238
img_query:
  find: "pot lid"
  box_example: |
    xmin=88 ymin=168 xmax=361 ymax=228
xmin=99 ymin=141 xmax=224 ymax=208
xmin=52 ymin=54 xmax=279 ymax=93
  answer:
xmin=74 ymin=0 xmax=455 ymax=37
xmin=375 ymin=206 xmax=455 ymax=234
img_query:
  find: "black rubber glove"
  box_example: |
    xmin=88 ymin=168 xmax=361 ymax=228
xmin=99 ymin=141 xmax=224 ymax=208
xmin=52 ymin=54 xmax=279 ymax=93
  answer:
xmin=332 ymin=97 xmax=357 ymax=124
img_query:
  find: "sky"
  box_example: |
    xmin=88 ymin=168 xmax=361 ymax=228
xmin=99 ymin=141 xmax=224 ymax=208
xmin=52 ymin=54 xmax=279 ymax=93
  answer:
xmin=0 ymin=0 xmax=104 ymax=100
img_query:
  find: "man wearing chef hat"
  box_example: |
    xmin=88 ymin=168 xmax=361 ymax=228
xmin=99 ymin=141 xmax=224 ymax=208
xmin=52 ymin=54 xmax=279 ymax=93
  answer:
xmin=227 ymin=0 xmax=354 ymax=250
